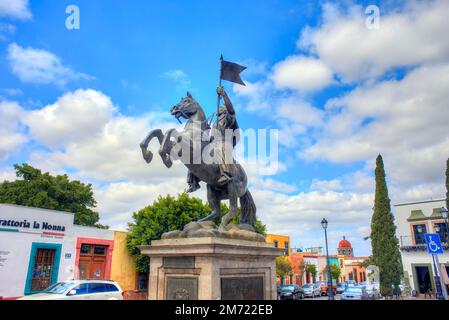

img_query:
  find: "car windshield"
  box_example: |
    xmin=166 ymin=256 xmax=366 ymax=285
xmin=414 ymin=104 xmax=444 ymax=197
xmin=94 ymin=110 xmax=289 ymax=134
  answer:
xmin=281 ymin=286 xmax=295 ymax=292
xmin=345 ymin=287 xmax=362 ymax=293
xmin=303 ymin=284 xmax=312 ymax=288
xmin=43 ymin=282 xmax=75 ymax=294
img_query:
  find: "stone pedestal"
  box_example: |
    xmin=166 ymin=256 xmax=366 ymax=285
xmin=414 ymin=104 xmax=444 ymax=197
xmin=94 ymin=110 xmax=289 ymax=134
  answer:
xmin=139 ymin=237 xmax=282 ymax=300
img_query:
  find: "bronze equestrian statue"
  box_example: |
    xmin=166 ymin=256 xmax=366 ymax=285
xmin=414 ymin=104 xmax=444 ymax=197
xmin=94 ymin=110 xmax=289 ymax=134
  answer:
xmin=140 ymin=87 xmax=256 ymax=231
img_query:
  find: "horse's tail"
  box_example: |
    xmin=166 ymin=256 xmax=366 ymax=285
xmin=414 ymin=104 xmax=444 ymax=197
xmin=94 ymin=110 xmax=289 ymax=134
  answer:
xmin=240 ymin=190 xmax=257 ymax=227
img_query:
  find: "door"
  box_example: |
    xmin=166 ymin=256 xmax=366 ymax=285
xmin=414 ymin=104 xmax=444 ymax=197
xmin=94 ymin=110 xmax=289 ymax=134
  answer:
xmin=415 ymin=266 xmax=432 ymax=294
xmin=90 ymin=257 xmax=106 ymax=279
xmin=31 ymin=249 xmax=55 ymax=291
xmin=78 ymin=244 xmax=108 ymax=279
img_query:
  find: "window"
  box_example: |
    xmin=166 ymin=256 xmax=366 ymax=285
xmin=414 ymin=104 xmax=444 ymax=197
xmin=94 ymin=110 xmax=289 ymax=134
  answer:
xmin=45 ymin=282 xmax=75 ymax=294
xmin=273 ymin=240 xmax=278 ymax=248
xmin=105 ymin=284 xmax=119 ymax=292
xmin=88 ymin=283 xmax=107 ymax=293
xmin=137 ymin=272 xmax=148 ymax=290
xmin=413 ymin=224 xmax=427 ymax=244
xmin=284 ymin=242 xmax=289 ymax=256
xmin=72 ymin=283 xmax=89 ymax=295
xmin=80 ymin=244 xmax=92 ymax=254
xmin=93 ymin=246 xmax=107 ymax=255
xmin=435 ymin=223 xmax=449 ymax=243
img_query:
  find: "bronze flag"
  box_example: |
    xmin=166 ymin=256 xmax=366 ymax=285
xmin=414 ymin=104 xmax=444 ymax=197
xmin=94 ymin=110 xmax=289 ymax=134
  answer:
xmin=220 ymin=56 xmax=246 ymax=86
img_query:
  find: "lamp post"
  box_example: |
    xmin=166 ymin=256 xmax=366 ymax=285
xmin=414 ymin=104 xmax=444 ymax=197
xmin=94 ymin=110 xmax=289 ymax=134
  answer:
xmin=321 ymin=218 xmax=334 ymax=300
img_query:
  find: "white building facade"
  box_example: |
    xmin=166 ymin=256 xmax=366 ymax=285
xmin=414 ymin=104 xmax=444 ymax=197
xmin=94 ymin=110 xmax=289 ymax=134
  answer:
xmin=395 ymin=199 xmax=449 ymax=295
xmin=0 ymin=204 xmax=115 ymax=299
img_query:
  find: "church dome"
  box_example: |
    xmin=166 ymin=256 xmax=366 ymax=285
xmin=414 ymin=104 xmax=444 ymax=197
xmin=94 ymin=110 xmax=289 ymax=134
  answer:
xmin=338 ymin=236 xmax=351 ymax=248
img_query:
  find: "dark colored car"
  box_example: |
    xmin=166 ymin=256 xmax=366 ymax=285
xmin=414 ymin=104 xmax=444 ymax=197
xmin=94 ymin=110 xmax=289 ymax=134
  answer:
xmin=279 ymin=285 xmax=305 ymax=300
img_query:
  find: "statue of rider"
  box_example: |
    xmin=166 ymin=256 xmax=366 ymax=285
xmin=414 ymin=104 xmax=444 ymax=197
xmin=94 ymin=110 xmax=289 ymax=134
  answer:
xmin=186 ymin=86 xmax=239 ymax=193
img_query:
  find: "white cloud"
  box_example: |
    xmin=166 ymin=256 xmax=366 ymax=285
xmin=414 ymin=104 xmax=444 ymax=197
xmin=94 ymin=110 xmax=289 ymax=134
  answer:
xmin=0 ymin=0 xmax=31 ymax=20
xmin=23 ymin=89 xmax=115 ymax=148
xmin=0 ymin=101 xmax=26 ymax=160
xmin=301 ymin=63 xmax=449 ymax=188
xmin=0 ymin=23 xmax=16 ymax=41
xmin=272 ymin=55 xmax=333 ymax=91
xmin=7 ymin=43 xmax=92 ymax=86
xmin=298 ymin=1 xmax=449 ymax=82
xmin=94 ymin=179 xmax=190 ymax=229
xmin=162 ymin=70 xmax=191 ymax=88
xmin=0 ymin=167 xmax=16 ymax=182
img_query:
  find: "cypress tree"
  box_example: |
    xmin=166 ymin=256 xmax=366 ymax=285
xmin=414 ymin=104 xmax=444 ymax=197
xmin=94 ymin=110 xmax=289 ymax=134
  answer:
xmin=370 ymin=155 xmax=403 ymax=296
xmin=446 ymin=158 xmax=449 ymax=211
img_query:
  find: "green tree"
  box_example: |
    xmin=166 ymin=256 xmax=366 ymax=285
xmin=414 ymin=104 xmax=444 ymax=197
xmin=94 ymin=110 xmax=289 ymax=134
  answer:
xmin=358 ymin=256 xmax=374 ymax=269
xmin=0 ymin=163 xmax=106 ymax=228
xmin=370 ymin=155 xmax=403 ymax=296
xmin=329 ymin=264 xmax=341 ymax=281
xmin=306 ymin=264 xmax=318 ymax=280
xmin=276 ymin=255 xmax=293 ymax=283
xmin=126 ymin=193 xmax=266 ymax=272
xmin=446 ymin=158 xmax=449 ymax=211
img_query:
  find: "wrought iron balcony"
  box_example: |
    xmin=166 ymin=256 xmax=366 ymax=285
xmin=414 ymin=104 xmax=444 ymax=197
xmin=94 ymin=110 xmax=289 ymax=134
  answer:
xmin=399 ymin=235 xmax=448 ymax=252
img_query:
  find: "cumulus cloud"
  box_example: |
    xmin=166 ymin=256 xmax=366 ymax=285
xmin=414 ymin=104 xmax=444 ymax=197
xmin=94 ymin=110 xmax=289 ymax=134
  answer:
xmin=0 ymin=0 xmax=31 ymax=20
xmin=272 ymin=55 xmax=334 ymax=91
xmin=301 ymin=64 xmax=449 ymax=187
xmin=23 ymin=89 xmax=115 ymax=148
xmin=0 ymin=101 xmax=26 ymax=160
xmin=298 ymin=1 xmax=449 ymax=82
xmin=7 ymin=43 xmax=92 ymax=86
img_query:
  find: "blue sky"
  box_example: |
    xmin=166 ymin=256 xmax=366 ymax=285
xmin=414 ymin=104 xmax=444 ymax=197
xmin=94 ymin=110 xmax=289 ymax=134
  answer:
xmin=1 ymin=0 xmax=448 ymax=256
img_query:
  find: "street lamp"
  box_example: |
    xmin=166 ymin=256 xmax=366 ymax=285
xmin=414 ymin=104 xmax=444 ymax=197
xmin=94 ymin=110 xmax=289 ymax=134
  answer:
xmin=321 ymin=218 xmax=335 ymax=300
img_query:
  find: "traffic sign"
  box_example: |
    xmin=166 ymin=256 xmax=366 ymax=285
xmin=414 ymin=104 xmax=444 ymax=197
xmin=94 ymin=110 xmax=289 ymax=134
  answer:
xmin=425 ymin=233 xmax=444 ymax=254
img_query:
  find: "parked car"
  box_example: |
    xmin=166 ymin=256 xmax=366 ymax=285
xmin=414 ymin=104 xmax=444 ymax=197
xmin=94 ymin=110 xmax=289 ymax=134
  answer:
xmin=365 ymin=284 xmax=381 ymax=300
xmin=316 ymin=281 xmax=337 ymax=296
xmin=336 ymin=283 xmax=346 ymax=294
xmin=344 ymin=280 xmax=357 ymax=287
xmin=303 ymin=283 xmax=321 ymax=298
xmin=341 ymin=286 xmax=369 ymax=300
xmin=279 ymin=285 xmax=305 ymax=300
xmin=18 ymin=280 xmax=124 ymax=300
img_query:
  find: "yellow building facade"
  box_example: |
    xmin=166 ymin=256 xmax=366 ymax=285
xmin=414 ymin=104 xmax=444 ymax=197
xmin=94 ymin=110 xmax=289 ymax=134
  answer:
xmin=266 ymin=234 xmax=291 ymax=256
xmin=110 ymin=231 xmax=147 ymax=299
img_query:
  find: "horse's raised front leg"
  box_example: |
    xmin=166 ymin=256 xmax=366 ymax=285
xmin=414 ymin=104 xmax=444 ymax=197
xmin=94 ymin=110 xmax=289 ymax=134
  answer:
xmin=159 ymin=128 xmax=178 ymax=168
xmin=140 ymin=129 xmax=163 ymax=163
xmin=199 ymin=185 xmax=222 ymax=223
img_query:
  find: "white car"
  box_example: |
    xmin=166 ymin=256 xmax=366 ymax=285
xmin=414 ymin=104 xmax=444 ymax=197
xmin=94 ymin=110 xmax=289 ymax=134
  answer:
xmin=302 ymin=283 xmax=321 ymax=298
xmin=18 ymin=280 xmax=124 ymax=300
xmin=365 ymin=284 xmax=381 ymax=300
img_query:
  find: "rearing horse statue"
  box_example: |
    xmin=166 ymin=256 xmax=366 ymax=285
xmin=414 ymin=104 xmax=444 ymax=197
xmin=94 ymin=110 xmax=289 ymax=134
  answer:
xmin=140 ymin=92 xmax=257 ymax=231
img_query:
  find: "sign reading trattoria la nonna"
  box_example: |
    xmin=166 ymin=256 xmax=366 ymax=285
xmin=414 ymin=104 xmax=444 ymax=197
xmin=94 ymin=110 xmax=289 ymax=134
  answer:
xmin=0 ymin=218 xmax=66 ymax=232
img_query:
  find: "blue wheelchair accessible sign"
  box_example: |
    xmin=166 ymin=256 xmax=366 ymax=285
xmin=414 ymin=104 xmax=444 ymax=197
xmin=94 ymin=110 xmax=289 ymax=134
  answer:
xmin=425 ymin=233 xmax=444 ymax=254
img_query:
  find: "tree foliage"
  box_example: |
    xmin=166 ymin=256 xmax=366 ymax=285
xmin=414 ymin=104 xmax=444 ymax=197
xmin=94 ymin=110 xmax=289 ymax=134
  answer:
xmin=329 ymin=264 xmax=341 ymax=281
xmin=276 ymin=255 xmax=293 ymax=278
xmin=370 ymin=155 xmax=403 ymax=296
xmin=358 ymin=256 xmax=374 ymax=269
xmin=0 ymin=164 xmax=106 ymax=228
xmin=126 ymin=193 xmax=266 ymax=273
xmin=306 ymin=263 xmax=318 ymax=279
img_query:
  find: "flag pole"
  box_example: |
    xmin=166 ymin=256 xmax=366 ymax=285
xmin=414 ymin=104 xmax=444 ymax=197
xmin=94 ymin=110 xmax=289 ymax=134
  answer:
xmin=216 ymin=55 xmax=223 ymax=124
